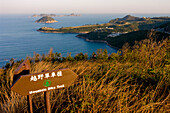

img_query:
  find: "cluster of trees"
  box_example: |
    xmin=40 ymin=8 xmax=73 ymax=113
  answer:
xmin=31 ymin=48 xmax=120 ymax=63
xmin=4 ymin=29 xmax=169 ymax=70
xmin=3 ymin=48 xmax=121 ymax=70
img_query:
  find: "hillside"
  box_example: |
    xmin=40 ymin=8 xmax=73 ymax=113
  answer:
xmin=76 ymin=20 xmax=170 ymax=49
xmin=35 ymin=16 xmax=58 ymax=23
xmin=37 ymin=23 xmax=111 ymax=33
xmin=156 ymin=21 xmax=170 ymax=33
xmin=109 ymin=15 xmax=141 ymax=23
xmin=77 ymin=30 xmax=170 ymax=48
xmin=37 ymin=15 xmax=170 ymax=33
xmin=0 ymin=37 xmax=169 ymax=112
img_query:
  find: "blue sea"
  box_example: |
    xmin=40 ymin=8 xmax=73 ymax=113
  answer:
xmin=0 ymin=13 xmax=170 ymax=67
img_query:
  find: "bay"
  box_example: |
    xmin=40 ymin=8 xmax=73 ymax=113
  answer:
xmin=0 ymin=13 xmax=170 ymax=67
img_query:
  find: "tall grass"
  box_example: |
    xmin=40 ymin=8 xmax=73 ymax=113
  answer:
xmin=0 ymin=37 xmax=169 ymax=112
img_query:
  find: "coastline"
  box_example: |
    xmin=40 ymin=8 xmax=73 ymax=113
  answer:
xmin=35 ymin=20 xmax=58 ymax=23
xmin=37 ymin=30 xmax=89 ymax=34
xmin=76 ymin=35 xmax=120 ymax=50
xmin=37 ymin=30 xmax=120 ymax=50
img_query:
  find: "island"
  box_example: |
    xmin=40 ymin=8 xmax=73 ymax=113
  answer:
xmin=33 ymin=13 xmax=81 ymax=17
xmin=35 ymin=16 xmax=58 ymax=23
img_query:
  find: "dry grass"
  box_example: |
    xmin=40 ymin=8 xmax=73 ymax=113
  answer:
xmin=0 ymin=38 xmax=169 ymax=113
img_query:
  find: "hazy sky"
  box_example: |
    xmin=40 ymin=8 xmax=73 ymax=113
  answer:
xmin=0 ymin=0 xmax=170 ymax=14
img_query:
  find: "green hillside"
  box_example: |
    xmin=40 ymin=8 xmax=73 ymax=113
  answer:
xmin=77 ymin=30 xmax=170 ymax=48
xmin=109 ymin=15 xmax=141 ymax=23
xmin=157 ymin=21 xmax=170 ymax=28
xmin=37 ymin=15 xmax=170 ymax=33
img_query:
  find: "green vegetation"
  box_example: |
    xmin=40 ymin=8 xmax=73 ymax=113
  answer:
xmin=155 ymin=21 xmax=170 ymax=32
xmin=156 ymin=21 xmax=170 ymax=28
xmin=77 ymin=31 xmax=111 ymax=41
xmin=38 ymin=23 xmax=111 ymax=33
xmin=77 ymin=30 xmax=170 ymax=48
xmin=107 ymin=30 xmax=170 ymax=48
xmin=37 ymin=15 xmax=170 ymax=33
xmin=0 ymin=36 xmax=169 ymax=112
xmin=0 ymin=15 xmax=169 ymax=112
xmin=109 ymin=15 xmax=141 ymax=23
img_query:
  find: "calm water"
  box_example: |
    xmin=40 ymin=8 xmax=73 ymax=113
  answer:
xmin=0 ymin=14 xmax=170 ymax=67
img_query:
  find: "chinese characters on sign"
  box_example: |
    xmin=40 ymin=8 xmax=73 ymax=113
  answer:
xmin=28 ymin=71 xmax=65 ymax=94
xmin=30 ymin=71 xmax=62 ymax=82
xmin=11 ymin=68 xmax=78 ymax=96
xmin=11 ymin=59 xmax=78 ymax=113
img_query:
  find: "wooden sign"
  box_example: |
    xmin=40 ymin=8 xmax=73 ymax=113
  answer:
xmin=11 ymin=59 xmax=78 ymax=113
xmin=11 ymin=69 xmax=78 ymax=96
xmin=14 ymin=59 xmax=31 ymax=75
xmin=12 ymin=59 xmax=31 ymax=85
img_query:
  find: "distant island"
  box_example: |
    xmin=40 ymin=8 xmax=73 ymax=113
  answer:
xmin=33 ymin=13 xmax=81 ymax=17
xmin=37 ymin=15 xmax=170 ymax=48
xmin=35 ymin=16 xmax=58 ymax=23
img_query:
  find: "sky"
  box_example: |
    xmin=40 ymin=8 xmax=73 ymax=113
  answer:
xmin=0 ymin=0 xmax=170 ymax=14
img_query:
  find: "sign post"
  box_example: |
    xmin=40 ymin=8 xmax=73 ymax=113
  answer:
xmin=27 ymin=95 xmax=33 ymax=113
xmin=11 ymin=59 xmax=33 ymax=113
xmin=11 ymin=59 xmax=78 ymax=113
xmin=44 ymin=91 xmax=50 ymax=113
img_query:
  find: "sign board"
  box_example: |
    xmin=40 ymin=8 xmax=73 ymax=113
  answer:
xmin=12 ymin=59 xmax=31 ymax=85
xmin=11 ymin=69 xmax=78 ymax=96
xmin=14 ymin=59 xmax=31 ymax=75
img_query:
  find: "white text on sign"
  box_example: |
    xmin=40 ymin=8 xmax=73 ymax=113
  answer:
xmin=30 ymin=71 xmax=63 ymax=82
xmin=29 ymin=84 xmax=65 ymax=94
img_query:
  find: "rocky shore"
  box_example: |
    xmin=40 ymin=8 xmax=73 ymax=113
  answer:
xmin=36 ymin=20 xmax=58 ymax=23
xmin=37 ymin=29 xmax=89 ymax=34
xmin=76 ymin=35 xmax=120 ymax=50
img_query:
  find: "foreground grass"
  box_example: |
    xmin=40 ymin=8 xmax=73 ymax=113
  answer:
xmin=0 ymin=38 xmax=169 ymax=112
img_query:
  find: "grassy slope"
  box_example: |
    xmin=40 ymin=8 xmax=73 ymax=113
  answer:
xmin=38 ymin=24 xmax=111 ymax=33
xmin=0 ymin=38 xmax=169 ymax=113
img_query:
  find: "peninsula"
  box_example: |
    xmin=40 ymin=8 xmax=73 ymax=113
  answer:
xmin=37 ymin=15 xmax=170 ymax=48
xmin=37 ymin=24 xmax=111 ymax=33
xmin=37 ymin=15 xmax=170 ymax=33
xmin=35 ymin=16 xmax=58 ymax=23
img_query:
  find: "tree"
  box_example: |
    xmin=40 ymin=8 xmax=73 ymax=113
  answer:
xmin=48 ymin=48 xmax=54 ymax=60
xmin=74 ymin=52 xmax=87 ymax=61
xmin=34 ymin=53 xmax=40 ymax=62
xmin=96 ymin=49 xmax=103 ymax=59
xmin=5 ymin=63 xmax=10 ymax=69
xmin=10 ymin=58 xmax=14 ymax=66
xmin=103 ymin=49 xmax=108 ymax=61
xmin=55 ymin=52 xmax=62 ymax=62
xmin=66 ymin=52 xmax=74 ymax=61
xmin=108 ymin=53 xmax=118 ymax=62
xmin=91 ymin=52 xmax=96 ymax=59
